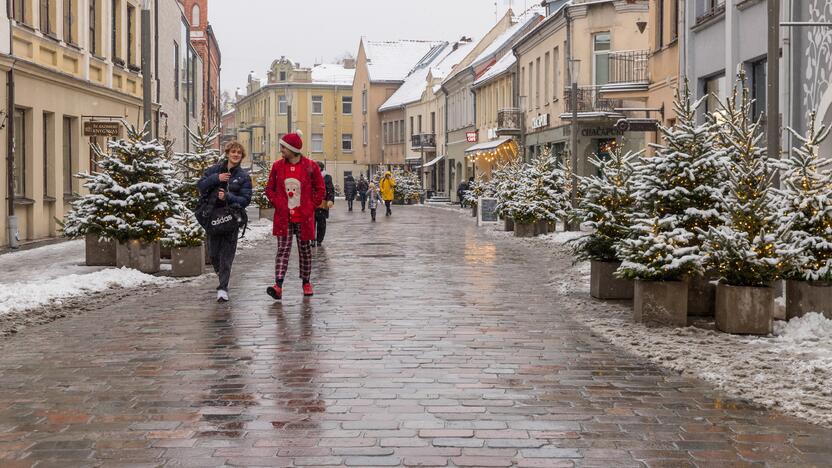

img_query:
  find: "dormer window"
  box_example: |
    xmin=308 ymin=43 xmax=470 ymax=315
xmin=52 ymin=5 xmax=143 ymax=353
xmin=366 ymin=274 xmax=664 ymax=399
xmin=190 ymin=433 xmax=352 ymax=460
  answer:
xmin=279 ymin=71 xmax=287 ymax=81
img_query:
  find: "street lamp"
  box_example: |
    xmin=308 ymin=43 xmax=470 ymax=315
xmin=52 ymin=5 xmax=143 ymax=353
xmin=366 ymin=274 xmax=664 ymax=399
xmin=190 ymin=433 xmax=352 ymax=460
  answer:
xmin=568 ymin=58 xmax=581 ymax=231
xmin=141 ymin=0 xmax=152 ymax=140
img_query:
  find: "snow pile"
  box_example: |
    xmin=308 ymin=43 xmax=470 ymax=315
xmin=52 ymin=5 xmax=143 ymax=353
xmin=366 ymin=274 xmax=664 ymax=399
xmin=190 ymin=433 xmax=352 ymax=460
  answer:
xmin=238 ymin=218 xmax=275 ymax=249
xmin=0 ymin=268 xmax=172 ymax=316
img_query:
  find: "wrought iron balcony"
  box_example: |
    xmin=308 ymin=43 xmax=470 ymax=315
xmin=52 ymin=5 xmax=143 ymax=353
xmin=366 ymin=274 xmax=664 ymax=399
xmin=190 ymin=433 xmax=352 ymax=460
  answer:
xmin=563 ymin=86 xmax=623 ymax=115
xmin=411 ymin=133 xmax=436 ymax=150
xmin=607 ymin=50 xmax=649 ymax=87
xmin=497 ymin=108 xmax=522 ymax=135
xmin=695 ymin=0 xmax=726 ymax=26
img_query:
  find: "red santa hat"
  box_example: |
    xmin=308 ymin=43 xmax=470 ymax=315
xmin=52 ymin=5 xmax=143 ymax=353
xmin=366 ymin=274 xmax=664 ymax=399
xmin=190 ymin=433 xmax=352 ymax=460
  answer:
xmin=280 ymin=130 xmax=303 ymax=153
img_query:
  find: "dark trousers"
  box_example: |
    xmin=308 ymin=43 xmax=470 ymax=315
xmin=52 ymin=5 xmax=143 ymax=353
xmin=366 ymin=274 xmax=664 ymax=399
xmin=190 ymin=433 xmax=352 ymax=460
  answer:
xmin=347 ymin=198 xmax=354 ymax=211
xmin=315 ymin=210 xmax=327 ymax=244
xmin=384 ymin=200 xmax=392 ymax=216
xmin=370 ymin=208 xmax=377 ymax=221
xmin=208 ymin=229 xmax=238 ymax=291
xmin=359 ymin=193 xmax=367 ymax=211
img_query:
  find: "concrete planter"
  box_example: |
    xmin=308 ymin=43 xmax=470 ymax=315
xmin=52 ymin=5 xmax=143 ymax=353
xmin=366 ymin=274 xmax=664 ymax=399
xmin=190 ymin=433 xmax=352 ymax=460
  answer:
xmin=471 ymin=203 xmax=478 ymax=217
xmin=688 ymin=273 xmax=717 ymax=317
xmin=85 ymin=234 xmax=116 ymax=266
xmin=548 ymin=221 xmax=559 ymax=233
xmin=786 ymin=280 xmax=832 ymax=319
xmin=535 ymin=220 xmax=549 ymax=236
xmin=504 ymin=217 xmax=514 ymax=232
xmin=633 ymin=279 xmax=688 ymax=326
xmin=160 ymin=244 xmax=172 ymax=260
xmin=590 ymin=261 xmax=633 ymax=300
xmin=259 ymin=207 xmax=275 ymax=221
xmin=514 ymin=221 xmax=537 ymax=238
xmin=172 ymin=245 xmax=205 ymax=278
xmin=715 ymin=283 xmax=773 ymax=335
xmin=116 ymin=240 xmax=161 ymax=274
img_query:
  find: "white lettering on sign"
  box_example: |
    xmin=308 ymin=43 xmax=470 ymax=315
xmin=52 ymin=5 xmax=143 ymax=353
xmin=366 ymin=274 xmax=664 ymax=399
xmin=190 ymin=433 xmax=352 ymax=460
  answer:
xmin=531 ymin=114 xmax=549 ymax=130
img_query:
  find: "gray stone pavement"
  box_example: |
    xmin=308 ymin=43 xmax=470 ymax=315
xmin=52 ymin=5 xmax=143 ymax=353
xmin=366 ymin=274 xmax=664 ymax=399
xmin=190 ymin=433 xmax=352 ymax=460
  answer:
xmin=0 ymin=206 xmax=830 ymax=468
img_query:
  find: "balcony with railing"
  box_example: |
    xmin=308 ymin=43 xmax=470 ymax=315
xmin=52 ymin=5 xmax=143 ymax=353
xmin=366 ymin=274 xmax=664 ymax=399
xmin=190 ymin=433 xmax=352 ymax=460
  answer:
xmin=604 ymin=50 xmax=650 ymax=92
xmin=411 ymin=133 xmax=436 ymax=150
xmin=497 ymin=108 xmax=523 ymax=135
xmin=561 ymin=86 xmax=624 ymax=119
xmin=695 ymin=0 xmax=726 ymax=27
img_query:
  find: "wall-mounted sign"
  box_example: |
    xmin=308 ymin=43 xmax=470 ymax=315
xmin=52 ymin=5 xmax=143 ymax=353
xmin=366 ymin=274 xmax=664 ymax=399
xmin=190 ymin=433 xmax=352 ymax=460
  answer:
xmin=466 ymin=131 xmax=478 ymax=143
xmin=83 ymin=121 xmax=121 ymax=137
xmin=581 ymin=126 xmax=625 ymax=138
xmin=615 ymin=119 xmax=658 ymax=132
xmin=531 ymin=113 xmax=549 ymax=130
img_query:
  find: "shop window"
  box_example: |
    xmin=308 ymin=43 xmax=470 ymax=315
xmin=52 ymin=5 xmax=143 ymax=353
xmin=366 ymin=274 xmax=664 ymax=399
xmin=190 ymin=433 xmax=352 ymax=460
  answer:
xmin=703 ymin=73 xmax=726 ymax=115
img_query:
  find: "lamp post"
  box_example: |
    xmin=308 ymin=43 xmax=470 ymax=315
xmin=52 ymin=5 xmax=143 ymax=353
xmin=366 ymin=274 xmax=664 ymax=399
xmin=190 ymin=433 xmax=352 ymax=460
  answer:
xmin=141 ymin=0 xmax=152 ymax=141
xmin=568 ymin=58 xmax=581 ymax=231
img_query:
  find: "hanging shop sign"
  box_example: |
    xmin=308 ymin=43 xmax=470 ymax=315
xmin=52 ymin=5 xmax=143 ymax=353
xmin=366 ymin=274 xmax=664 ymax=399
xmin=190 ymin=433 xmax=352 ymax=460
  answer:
xmin=581 ymin=126 xmax=625 ymax=138
xmin=531 ymin=113 xmax=549 ymax=130
xmin=83 ymin=121 xmax=121 ymax=137
xmin=466 ymin=131 xmax=478 ymax=143
xmin=615 ymin=119 xmax=659 ymax=132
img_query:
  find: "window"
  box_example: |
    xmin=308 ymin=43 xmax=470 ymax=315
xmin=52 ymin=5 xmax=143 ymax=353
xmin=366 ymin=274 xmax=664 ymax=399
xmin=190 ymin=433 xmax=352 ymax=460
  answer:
xmin=362 ymin=123 xmax=368 ymax=146
xmin=697 ymin=0 xmax=725 ymax=22
xmin=544 ymin=52 xmax=550 ymax=104
xmin=191 ymin=4 xmax=200 ymax=26
xmin=417 ymin=115 xmax=422 ymax=134
xmin=342 ymin=133 xmax=353 ymax=152
xmin=63 ymin=0 xmax=74 ymax=43
xmin=312 ymin=95 xmax=323 ymax=115
xmin=279 ymin=70 xmax=286 ymax=81
xmin=174 ymin=41 xmax=179 ymax=100
xmin=278 ymin=95 xmax=287 ymax=114
xmin=751 ymin=59 xmax=767 ymax=121
xmin=63 ymin=117 xmax=74 ymax=195
xmin=536 ymin=57 xmax=541 ymax=108
xmin=593 ymin=32 xmax=611 ymax=86
xmin=703 ymin=74 xmax=726 ymax=115
xmin=409 ymin=116 xmax=414 ymax=136
xmin=13 ymin=109 xmax=26 ymax=198
xmin=41 ymin=0 xmax=52 ymax=34
xmin=89 ymin=0 xmax=98 ymax=55
xmin=189 ymin=48 xmax=197 ymax=116
xmin=670 ymin=0 xmax=679 ymax=42
xmin=111 ymin=0 xmax=120 ymax=61
xmin=553 ymin=47 xmax=560 ymax=101
xmin=13 ymin=0 xmax=25 ymax=23
xmin=430 ymin=112 xmax=435 ymax=134
xmin=43 ymin=113 xmax=55 ymax=198
xmin=342 ymin=96 xmax=352 ymax=115
xmin=126 ymin=4 xmax=135 ymax=65
xmin=361 ymin=90 xmax=367 ymax=114
xmin=528 ymin=62 xmax=533 ymax=108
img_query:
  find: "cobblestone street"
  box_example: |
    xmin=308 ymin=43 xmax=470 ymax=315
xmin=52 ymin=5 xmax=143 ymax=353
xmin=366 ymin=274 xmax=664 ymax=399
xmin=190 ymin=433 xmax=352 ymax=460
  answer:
xmin=1 ymin=206 xmax=831 ymax=467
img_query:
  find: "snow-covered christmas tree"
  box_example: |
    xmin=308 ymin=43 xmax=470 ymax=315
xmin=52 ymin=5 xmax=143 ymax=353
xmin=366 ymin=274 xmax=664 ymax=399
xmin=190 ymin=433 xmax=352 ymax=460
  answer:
xmin=372 ymin=169 xmax=422 ymax=203
xmin=172 ymin=126 xmax=220 ymax=209
xmin=62 ymin=124 xmax=181 ymax=244
xmin=778 ymin=112 xmax=832 ymax=281
xmin=251 ymin=159 xmax=272 ymax=209
xmin=163 ymin=207 xmax=205 ymax=248
xmin=571 ymin=147 xmax=640 ymax=262
xmin=700 ymin=72 xmax=788 ymax=286
xmin=617 ymin=82 xmax=724 ymax=280
xmin=492 ymin=160 xmax=524 ymax=219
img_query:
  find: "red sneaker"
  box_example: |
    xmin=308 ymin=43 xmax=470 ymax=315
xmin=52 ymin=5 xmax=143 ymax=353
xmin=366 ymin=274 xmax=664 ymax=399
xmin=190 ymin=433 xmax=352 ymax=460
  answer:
xmin=303 ymin=283 xmax=314 ymax=297
xmin=266 ymin=285 xmax=282 ymax=300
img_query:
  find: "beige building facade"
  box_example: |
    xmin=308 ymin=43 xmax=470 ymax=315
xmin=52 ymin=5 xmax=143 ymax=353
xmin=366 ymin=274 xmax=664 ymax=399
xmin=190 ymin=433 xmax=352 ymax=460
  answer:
xmin=234 ymin=58 xmax=361 ymax=191
xmin=645 ymin=0 xmax=680 ymax=152
xmin=1 ymin=0 xmax=160 ymax=248
xmin=515 ymin=0 xmax=651 ymax=177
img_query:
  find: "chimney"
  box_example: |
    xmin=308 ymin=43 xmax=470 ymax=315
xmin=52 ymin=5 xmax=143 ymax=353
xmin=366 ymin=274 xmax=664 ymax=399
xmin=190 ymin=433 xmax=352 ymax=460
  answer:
xmin=343 ymin=58 xmax=356 ymax=69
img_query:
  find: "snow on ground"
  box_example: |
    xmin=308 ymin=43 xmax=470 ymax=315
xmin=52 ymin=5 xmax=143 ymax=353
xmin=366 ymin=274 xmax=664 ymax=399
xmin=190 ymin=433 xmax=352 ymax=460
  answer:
xmin=0 ymin=239 xmax=91 ymax=285
xmin=0 ymin=268 xmax=172 ymax=317
xmin=426 ymin=204 xmax=832 ymax=428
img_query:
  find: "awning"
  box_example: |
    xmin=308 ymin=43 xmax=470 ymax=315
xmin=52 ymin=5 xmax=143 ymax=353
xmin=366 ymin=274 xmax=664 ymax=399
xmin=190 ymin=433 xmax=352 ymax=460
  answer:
xmin=464 ymin=137 xmax=511 ymax=154
xmin=423 ymin=154 xmax=445 ymax=168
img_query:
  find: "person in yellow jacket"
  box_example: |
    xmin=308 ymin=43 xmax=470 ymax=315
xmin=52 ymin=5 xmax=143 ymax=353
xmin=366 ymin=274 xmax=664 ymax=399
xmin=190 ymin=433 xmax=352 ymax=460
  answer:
xmin=379 ymin=171 xmax=396 ymax=217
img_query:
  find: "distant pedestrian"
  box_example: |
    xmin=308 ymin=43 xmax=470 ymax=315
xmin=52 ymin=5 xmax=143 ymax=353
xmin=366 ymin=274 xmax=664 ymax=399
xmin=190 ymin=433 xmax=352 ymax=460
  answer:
xmin=264 ymin=132 xmax=325 ymax=300
xmin=457 ymin=178 xmax=471 ymax=206
xmin=379 ymin=171 xmax=396 ymax=216
xmin=197 ymin=141 xmax=253 ymax=303
xmin=344 ymin=174 xmax=357 ymax=211
xmin=315 ymin=161 xmax=336 ymax=246
xmin=357 ymin=175 xmax=369 ymax=212
xmin=367 ymin=183 xmax=380 ymax=222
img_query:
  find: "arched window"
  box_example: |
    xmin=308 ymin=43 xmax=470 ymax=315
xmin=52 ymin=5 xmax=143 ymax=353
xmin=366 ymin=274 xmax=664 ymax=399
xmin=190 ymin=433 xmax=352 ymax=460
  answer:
xmin=191 ymin=4 xmax=200 ymax=27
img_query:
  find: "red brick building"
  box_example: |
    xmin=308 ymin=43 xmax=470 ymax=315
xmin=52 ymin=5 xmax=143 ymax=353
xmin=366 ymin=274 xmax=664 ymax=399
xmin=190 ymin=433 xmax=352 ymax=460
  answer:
xmin=182 ymin=0 xmax=222 ymax=147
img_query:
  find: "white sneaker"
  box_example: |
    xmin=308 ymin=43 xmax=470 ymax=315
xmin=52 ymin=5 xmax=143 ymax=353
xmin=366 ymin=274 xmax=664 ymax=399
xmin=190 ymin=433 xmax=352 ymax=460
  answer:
xmin=217 ymin=290 xmax=229 ymax=302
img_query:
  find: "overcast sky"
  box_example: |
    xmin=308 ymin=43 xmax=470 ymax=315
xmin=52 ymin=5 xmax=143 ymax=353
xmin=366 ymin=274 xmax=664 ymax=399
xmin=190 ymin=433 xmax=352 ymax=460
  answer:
xmin=209 ymin=0 xmax=534 ymax=93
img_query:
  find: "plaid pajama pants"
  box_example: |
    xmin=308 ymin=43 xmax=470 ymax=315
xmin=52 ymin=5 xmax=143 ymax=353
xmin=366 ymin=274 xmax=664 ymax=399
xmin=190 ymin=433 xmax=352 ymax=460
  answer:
xmin=275 ymin=223 xmax=313 ymax=282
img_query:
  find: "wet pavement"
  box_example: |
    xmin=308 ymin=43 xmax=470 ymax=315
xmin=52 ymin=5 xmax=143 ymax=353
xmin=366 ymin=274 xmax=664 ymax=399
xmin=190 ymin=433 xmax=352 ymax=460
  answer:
xmin=1 ymin=206 xmax=831 ymax=467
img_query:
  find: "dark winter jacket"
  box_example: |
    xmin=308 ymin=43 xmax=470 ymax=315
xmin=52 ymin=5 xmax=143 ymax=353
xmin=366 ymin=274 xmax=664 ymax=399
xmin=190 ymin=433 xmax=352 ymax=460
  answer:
xmin=344 ymin=175 xmax=357 ymax=200
xmin=197 ymin=160 xmax=253 ymax=209
xmin=316 ymin=173 xmax=336 ymax=220
xmin=357 ymin=178 xmax=369 ymax=195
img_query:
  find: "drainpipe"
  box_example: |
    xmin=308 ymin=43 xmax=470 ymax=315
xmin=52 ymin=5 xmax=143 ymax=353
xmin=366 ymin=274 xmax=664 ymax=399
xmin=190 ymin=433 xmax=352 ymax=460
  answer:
xmin=6 ymin=67 xmax=17 ymax=248
xmin=766 ymin=0 xmax=780 ymax=178
xmin=566 ymin=5 xmax=579 ymax=232
xmin=678 ymin=0 xmax=687 ymax=85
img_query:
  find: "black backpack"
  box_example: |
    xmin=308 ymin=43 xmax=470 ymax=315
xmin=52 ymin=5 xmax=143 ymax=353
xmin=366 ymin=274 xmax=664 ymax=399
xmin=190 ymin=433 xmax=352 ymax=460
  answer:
xmin=195 ymin=188 xmax=248 ymax=238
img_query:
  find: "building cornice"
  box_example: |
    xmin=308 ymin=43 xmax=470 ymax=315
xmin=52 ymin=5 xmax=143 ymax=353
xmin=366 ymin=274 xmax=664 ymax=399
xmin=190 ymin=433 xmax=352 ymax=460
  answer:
xmin=235 ymin=81 xmax=352 ymax=106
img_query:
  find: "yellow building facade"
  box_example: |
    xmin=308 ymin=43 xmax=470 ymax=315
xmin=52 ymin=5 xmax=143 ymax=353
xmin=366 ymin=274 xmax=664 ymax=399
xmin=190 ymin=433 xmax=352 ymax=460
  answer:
xmin=234 ymin=58 xmax=362 ymax=191
xmin=645 ymin=0 xmax=680 ymax=152
xmin=1 ymin=0 xmax=148 ymax=248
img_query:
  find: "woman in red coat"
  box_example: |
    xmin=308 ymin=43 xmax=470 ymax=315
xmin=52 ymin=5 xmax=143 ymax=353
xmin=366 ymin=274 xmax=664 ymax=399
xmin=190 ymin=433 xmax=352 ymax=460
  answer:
xmin=264 ymin=132 xmax=325 ymax=300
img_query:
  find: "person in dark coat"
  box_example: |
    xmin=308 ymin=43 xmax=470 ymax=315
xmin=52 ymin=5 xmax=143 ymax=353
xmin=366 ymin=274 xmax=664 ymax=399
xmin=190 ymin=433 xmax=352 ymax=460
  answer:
xmin=315 ymin=161 xmax=336 ymax=246
xmin=357 ymin=175 xmax=370 ymax=212
xmin=344 ymin=174 xmax=357 ymax=211
xmin=197 ymin=141 xmax=253 ymax=303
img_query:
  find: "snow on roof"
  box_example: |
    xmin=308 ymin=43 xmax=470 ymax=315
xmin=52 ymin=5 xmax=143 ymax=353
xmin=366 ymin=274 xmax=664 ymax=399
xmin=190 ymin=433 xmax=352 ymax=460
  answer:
xmin=473 ymin=52 xmax=516 ymax=87
xmin=379 ymin=43 xmax=455 ymax=112
xmin=471 ymin=14 xmax=543 ymax=69
xmin=311 ymin=63 xmax=355 ymax=86
xmin=365 ymin=40 xmax=446 ymax=82
xmin=430 ymin=40 xmax=478 ymax=81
